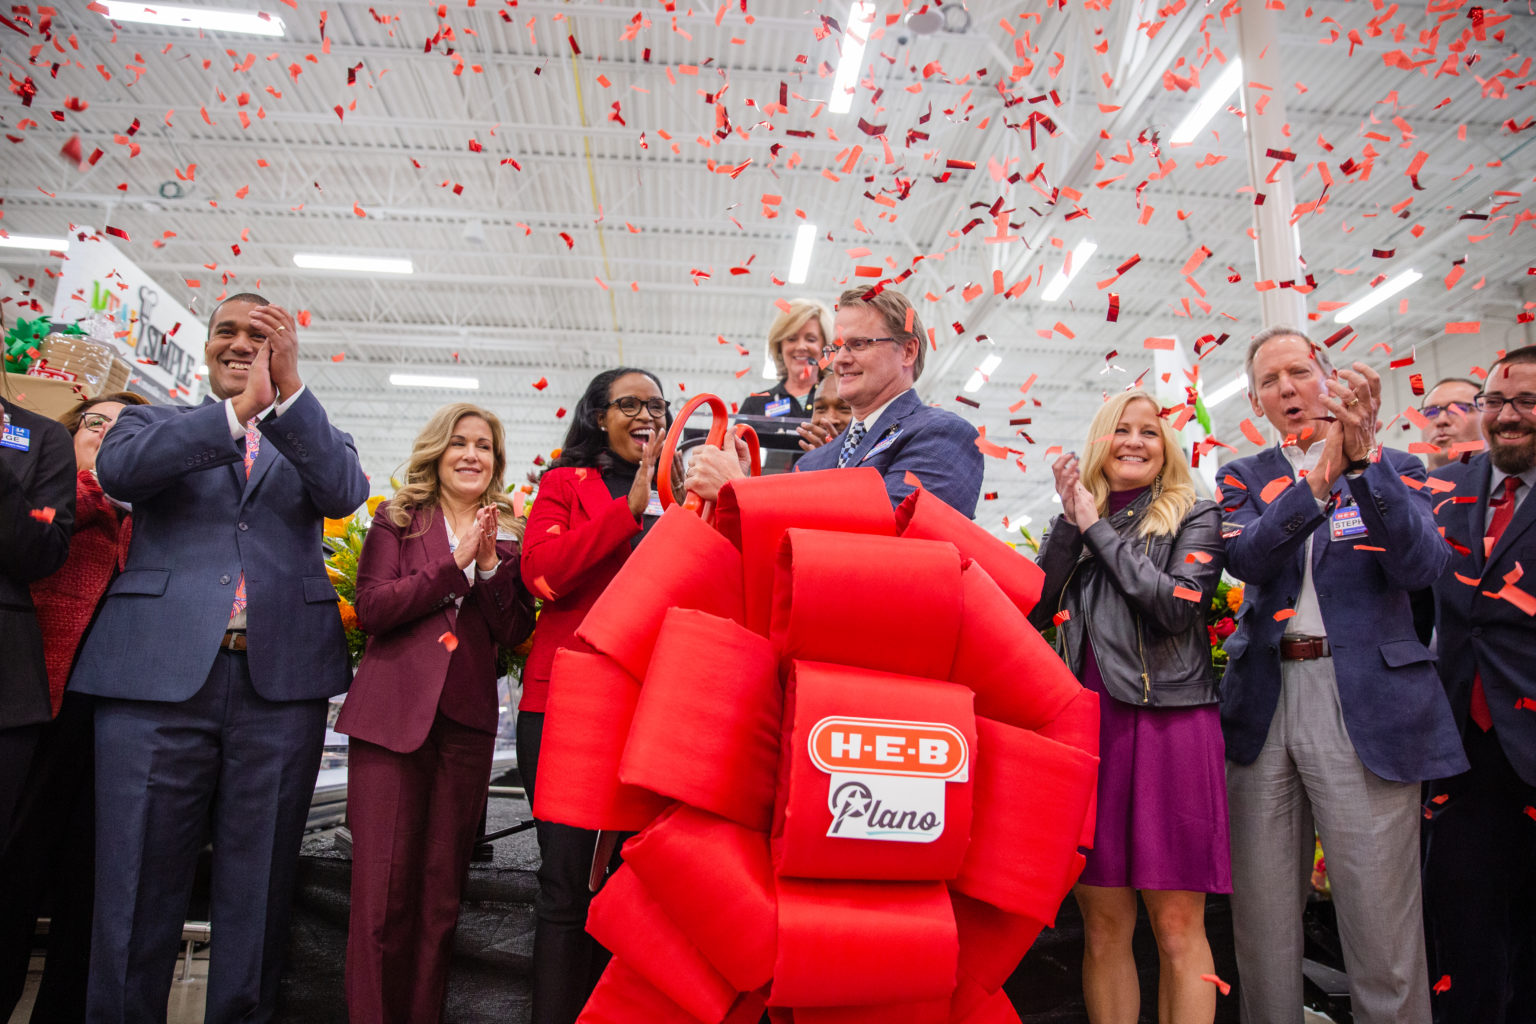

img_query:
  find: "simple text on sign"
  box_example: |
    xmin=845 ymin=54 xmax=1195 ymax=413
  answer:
xmin=808 ymin=716 xmax=969 ymax=781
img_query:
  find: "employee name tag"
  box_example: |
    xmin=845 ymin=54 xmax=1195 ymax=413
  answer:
xmin=765 ymin=397 xmax=792 ymax=417
xmin=1329 ymin=502 xmax=1367 ymax=541
xmin=643 ymin=493 xmax=665 ymax=518
xmin=0 ymin=423 xmax=31 ymax=451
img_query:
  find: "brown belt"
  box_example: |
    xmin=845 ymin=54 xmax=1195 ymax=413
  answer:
xmin=219 ymin=630 xmax=248 ymax=653
xmin=1280 ymin=635 xmax=1329 ymax=661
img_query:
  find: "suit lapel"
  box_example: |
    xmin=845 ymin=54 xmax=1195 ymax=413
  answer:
xmin=419 ymin=506 xmax=459 ymax=629
xmin=855 ymin=390 xmax=918 ymax=464
xmin=574 ymin=468 xmax=615 ymax=522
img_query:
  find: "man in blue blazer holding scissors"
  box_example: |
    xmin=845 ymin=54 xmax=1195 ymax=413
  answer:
xmin=687 ymin=286 xmax=984 ymax=518
xmin=1217 ymin=327 xmax=1464 ymax=1024
xmin=1423 ymin=345 xmax=1536 ymax=1024
xmin=72 ymin=293 xmax=369 ymax=1023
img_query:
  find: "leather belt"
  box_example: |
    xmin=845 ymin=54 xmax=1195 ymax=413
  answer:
xmin=1280 ymin=635 xmax=1329 ymax=661
xmin=219 ymin=630 xmax=248 ymax=653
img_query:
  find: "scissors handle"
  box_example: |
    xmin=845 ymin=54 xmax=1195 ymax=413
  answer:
xmin=657 ymin=393 xmax=761 ymax=521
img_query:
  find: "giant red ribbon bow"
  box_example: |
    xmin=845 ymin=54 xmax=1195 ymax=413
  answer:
xmin=535 ymin=458 xmax=1099 ymax=1024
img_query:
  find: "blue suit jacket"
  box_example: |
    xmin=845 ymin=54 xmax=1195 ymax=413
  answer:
xmin=795 ymin=388 xmax=985 ymax=519
xmin=1218 ymin=444 xmax=1466 ymax=783
xmin=71 ymin=390 xmax=370 ymax=703
xmin=1430 ymin=454 xmax=1536 ymax=786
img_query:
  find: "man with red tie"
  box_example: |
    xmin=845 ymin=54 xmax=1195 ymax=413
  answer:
xmin=1424 ymin=345 xmax=1536 ymax=1024
xmin=72 ymin=294 xmax=369 ymax=1023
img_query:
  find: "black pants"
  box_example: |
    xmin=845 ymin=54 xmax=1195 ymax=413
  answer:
xmin=0 ymin=694 xmax=93 ymax=1023
xmin=516 ymin=712 xmax=615 ymax=1024
xmin=1423 ymin=723 xmax=1536 ymax=1024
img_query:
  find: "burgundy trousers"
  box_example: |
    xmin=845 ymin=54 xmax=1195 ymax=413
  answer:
xmin=345 ymin=714 xmax=494 ymax=1024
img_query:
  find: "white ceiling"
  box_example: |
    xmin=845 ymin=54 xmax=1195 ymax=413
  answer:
xmin=3 ymin=0 xmax=1532 ymax=533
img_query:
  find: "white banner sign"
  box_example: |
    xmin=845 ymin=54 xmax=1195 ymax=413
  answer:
xmin=51 ymin=229 xmax=203 ymax=404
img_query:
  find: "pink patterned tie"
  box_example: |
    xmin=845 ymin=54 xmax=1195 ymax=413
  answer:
xmin=229 ymin=417 xmax=260 ymax=620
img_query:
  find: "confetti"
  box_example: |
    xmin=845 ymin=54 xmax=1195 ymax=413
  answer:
xmin=30 ymin=507 xmax=57 ymax=523
xmin=1172 ymin=586 xmax=1203 ymax=602
xmin=438 ymin=631 xmax=459 ymax=652
xmin=1432 ymin=975 xmax=1452 ymax=994
xmin=1201 ymin=974 xmax=1232 ymax=997
xmin=1259 ymin=477 xmax=1292 ymax=503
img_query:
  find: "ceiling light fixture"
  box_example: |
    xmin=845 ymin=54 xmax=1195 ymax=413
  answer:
xmin=761 ymin=350 xmax=778 ymax=381
xmin=1041 ymin=240 xmax=1097 ymax=302
xmin=1202 ymin=372 xmax=1248 ymax=409
xmin=98 ymin=1 xmax=286 ymax=36
xmin=293 ymin=253 xmax=413 ymax=275
xmin=1333 ymin=269 xmax=1422 ymax=324
xmin=1169 ymin=59 xmax=1243 ymax=145
xmin=388 ymin=373 xmax=480 ymax=390
xmin=964 ymin=353 xmax=1002 ymax=393
xmin=0 ymin=234 xmax=70 ymax=251
xmin=787 ymin=223 xmax=817 ymax=284
xmin=828 ymin=1 xmax=876 ymax=114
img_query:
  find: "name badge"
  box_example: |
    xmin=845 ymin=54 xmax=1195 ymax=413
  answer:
xmin=1329 ymin=502 xmax=1367 ymax=542
xmin=765 ymin=397 xmax=792 ymax=417
xmin=0 ymin=423 xmax=31 ymax=451
xmin=860 ymin=426 xmax=903 ymax=463
xmin=643 ymin=493 xmax=665 ymax=518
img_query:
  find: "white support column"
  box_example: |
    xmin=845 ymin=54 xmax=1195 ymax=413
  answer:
xmin=1234 ymin=3 xmax=1308 ymax=331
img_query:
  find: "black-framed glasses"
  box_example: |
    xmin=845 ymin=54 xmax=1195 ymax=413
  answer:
xmin=80 ymin=412 xmax=115 ymax=433
xmin=836 ymin=336 xmax=898 ymax=354
xmin=605 ymin=396 xmax=669 ymax=419
xmin=1473 ymin=393 xmax=1536 ymax=415
xmin=1419 ymin=401 xmax=1475 ymax=419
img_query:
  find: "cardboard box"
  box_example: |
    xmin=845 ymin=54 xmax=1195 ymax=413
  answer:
xmin=1 ymin=372 xmax=90 ymax=421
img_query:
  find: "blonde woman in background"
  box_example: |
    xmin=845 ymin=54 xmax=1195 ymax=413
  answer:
xmin=738 ymin=297 xmax=834 ymax=420
xmin=1030 ymin=390 xmax=1230 ymax=1024
xmin=337 ymin=402 xmax=535 ymax=1024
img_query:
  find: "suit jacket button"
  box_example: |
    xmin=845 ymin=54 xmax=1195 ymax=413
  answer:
xmin=220 ymin=574 xmax=232 ymax=585
xmin=239 ymin=522 xmax=249 ymax=531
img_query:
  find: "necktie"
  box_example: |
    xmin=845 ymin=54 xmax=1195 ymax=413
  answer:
xmin=837 ymin=420 xmax=867 ymax=469
xmin=229 ymin=417 xmax=260 ymax=621
xmin=1469 ymin=475 xmax=1522 ymax=731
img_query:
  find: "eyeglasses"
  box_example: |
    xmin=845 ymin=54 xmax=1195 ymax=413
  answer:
xmin=1473 ymin=393 xmax=1536 ymax=415
xmin=1420 ymin=401 xmax=1475 ymax=418
xmin=79 ymin=412 xmax=115 ymax=433
xmin=835 ymin=336 xmax=898 ymax=354
xmin=605 ymin=396 xmax=669 ymax=419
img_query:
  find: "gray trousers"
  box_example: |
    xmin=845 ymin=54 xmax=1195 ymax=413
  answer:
xmin=1225 ymin=655 xmax=1429 ymax=1024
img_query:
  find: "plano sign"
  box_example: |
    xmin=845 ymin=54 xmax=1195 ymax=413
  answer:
xmin=809 ymin=716 xmax=969 ymax=845
xmin=51 ymin=229 xmax=203 ymax=405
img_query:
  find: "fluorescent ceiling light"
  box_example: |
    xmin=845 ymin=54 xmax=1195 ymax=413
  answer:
xmin=787 ymin=223 xmax=817 ymax=285
xmin=828 ymin=1 xmax=876 ymax=114
xmin=0 ymin=234 xmax=69 ymax=251
xmin=1170 ymin=59 xmax=1243 ymax=145
xmin=1203 ymin=371 xmax=1247 ymax=409
xmin=388 ymin=373 xmax=479 ymax=390
xmin=1333 ymin=269 xmax=1422 ymax=324
xmin=98 ymin=1 xmax=286 ymax=36
xmin=964 ymin=353 xmax=1003 ymax=393
xmin=1041 ymin=240 xmax=1097 ymax=302
xmin=294 ymin=253 xmax=412 ymax=275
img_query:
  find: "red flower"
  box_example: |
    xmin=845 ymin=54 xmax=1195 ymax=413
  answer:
xmin=1212 ymin=616 xmax=1237 ymax=640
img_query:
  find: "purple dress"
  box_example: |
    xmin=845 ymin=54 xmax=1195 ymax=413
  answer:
xmin=1076 ymin=487 xmax=1232 ymax=894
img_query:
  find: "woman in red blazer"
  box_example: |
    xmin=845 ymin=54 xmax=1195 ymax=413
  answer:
xmin=518 ymin=367 xmax=673 ymax=1024
xmin=337 ymin=402 xmax=535 ymax=1024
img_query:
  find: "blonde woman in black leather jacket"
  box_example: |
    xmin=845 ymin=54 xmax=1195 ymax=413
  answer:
xmin=1030 ymin=389 xmax=1228 ymax=1024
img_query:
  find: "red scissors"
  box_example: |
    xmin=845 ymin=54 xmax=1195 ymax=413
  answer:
xmin=656 ymin=393 xmax=761 ymax=523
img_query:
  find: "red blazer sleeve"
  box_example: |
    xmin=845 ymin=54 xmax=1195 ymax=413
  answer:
xmin=519 ymin=467 xmax=640 ymax=600
xmin=474 ymin=538 xmax=536 ymax=648
xmin=354 ymin=504 xmax=467 ymax=635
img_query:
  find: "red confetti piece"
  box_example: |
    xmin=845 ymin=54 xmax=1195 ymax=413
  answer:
xmin=1432 ymin=975 xmax=1452 ymax=994
xmin=437 ymin=631 xmax=459 ymax=652
xmin=1172 ymin=586 xmax=1203 ymax=602
xmin=1410 ymin=373 xmax=1425 ymax=396
xmin=1259 ymin=477 xmax=1292 ymax=503
xmin=1445 ymin=322 xmax=1480 ymax=334
xmin=1107 ymin=293 xmax=1119 ymax=322
xmin=30 ymin=507 xmax=57 ymax=523
xmin=533 ymin=377 xmax=549 ymax=391
xmin=1052 ymin=610 xmax=1071 ymax=626
xmin=1515 ymin=698 xmax=1536 ymax=712
xmin=1240 ymin=420 xmax=1266 ymax=446
xmin=1201 ymin=974 xmax=1232 ymax=996
xmin=330 ymin=353 xmax=345 ymax=362
xmin=1273 ymin=609 xmax=1298 ymax=621
xmin=104 ymin=225 xmax=129 ymax=241
xmin=955 ymin=395 xmax=981 ymax=409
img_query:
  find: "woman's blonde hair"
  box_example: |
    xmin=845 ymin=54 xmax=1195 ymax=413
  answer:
xmin=1079 ymin=390 xmax=1196 ymax=538
xmin=767 ymin=299 xmax=834 ymax=380
xmin=388 ymin=403 xmax=523 ymax=539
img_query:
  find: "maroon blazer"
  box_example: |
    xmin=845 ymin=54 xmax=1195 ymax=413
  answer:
xmin=337 ymin=502 xmax=535 ymax=754
xmin=518 ymin=466 xmax=641 ymax=712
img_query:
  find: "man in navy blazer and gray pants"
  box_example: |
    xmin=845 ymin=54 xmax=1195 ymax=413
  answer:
xmin=687 ymin=286 xmax=984 ymax=518
xmin=71 ymin=293 xmax=369 ymax=1023
xmin=1423 ymin=345 xmax=1536 ymax=1024
xmin=1217 ymin=327 xmax=1464 ymax=1024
